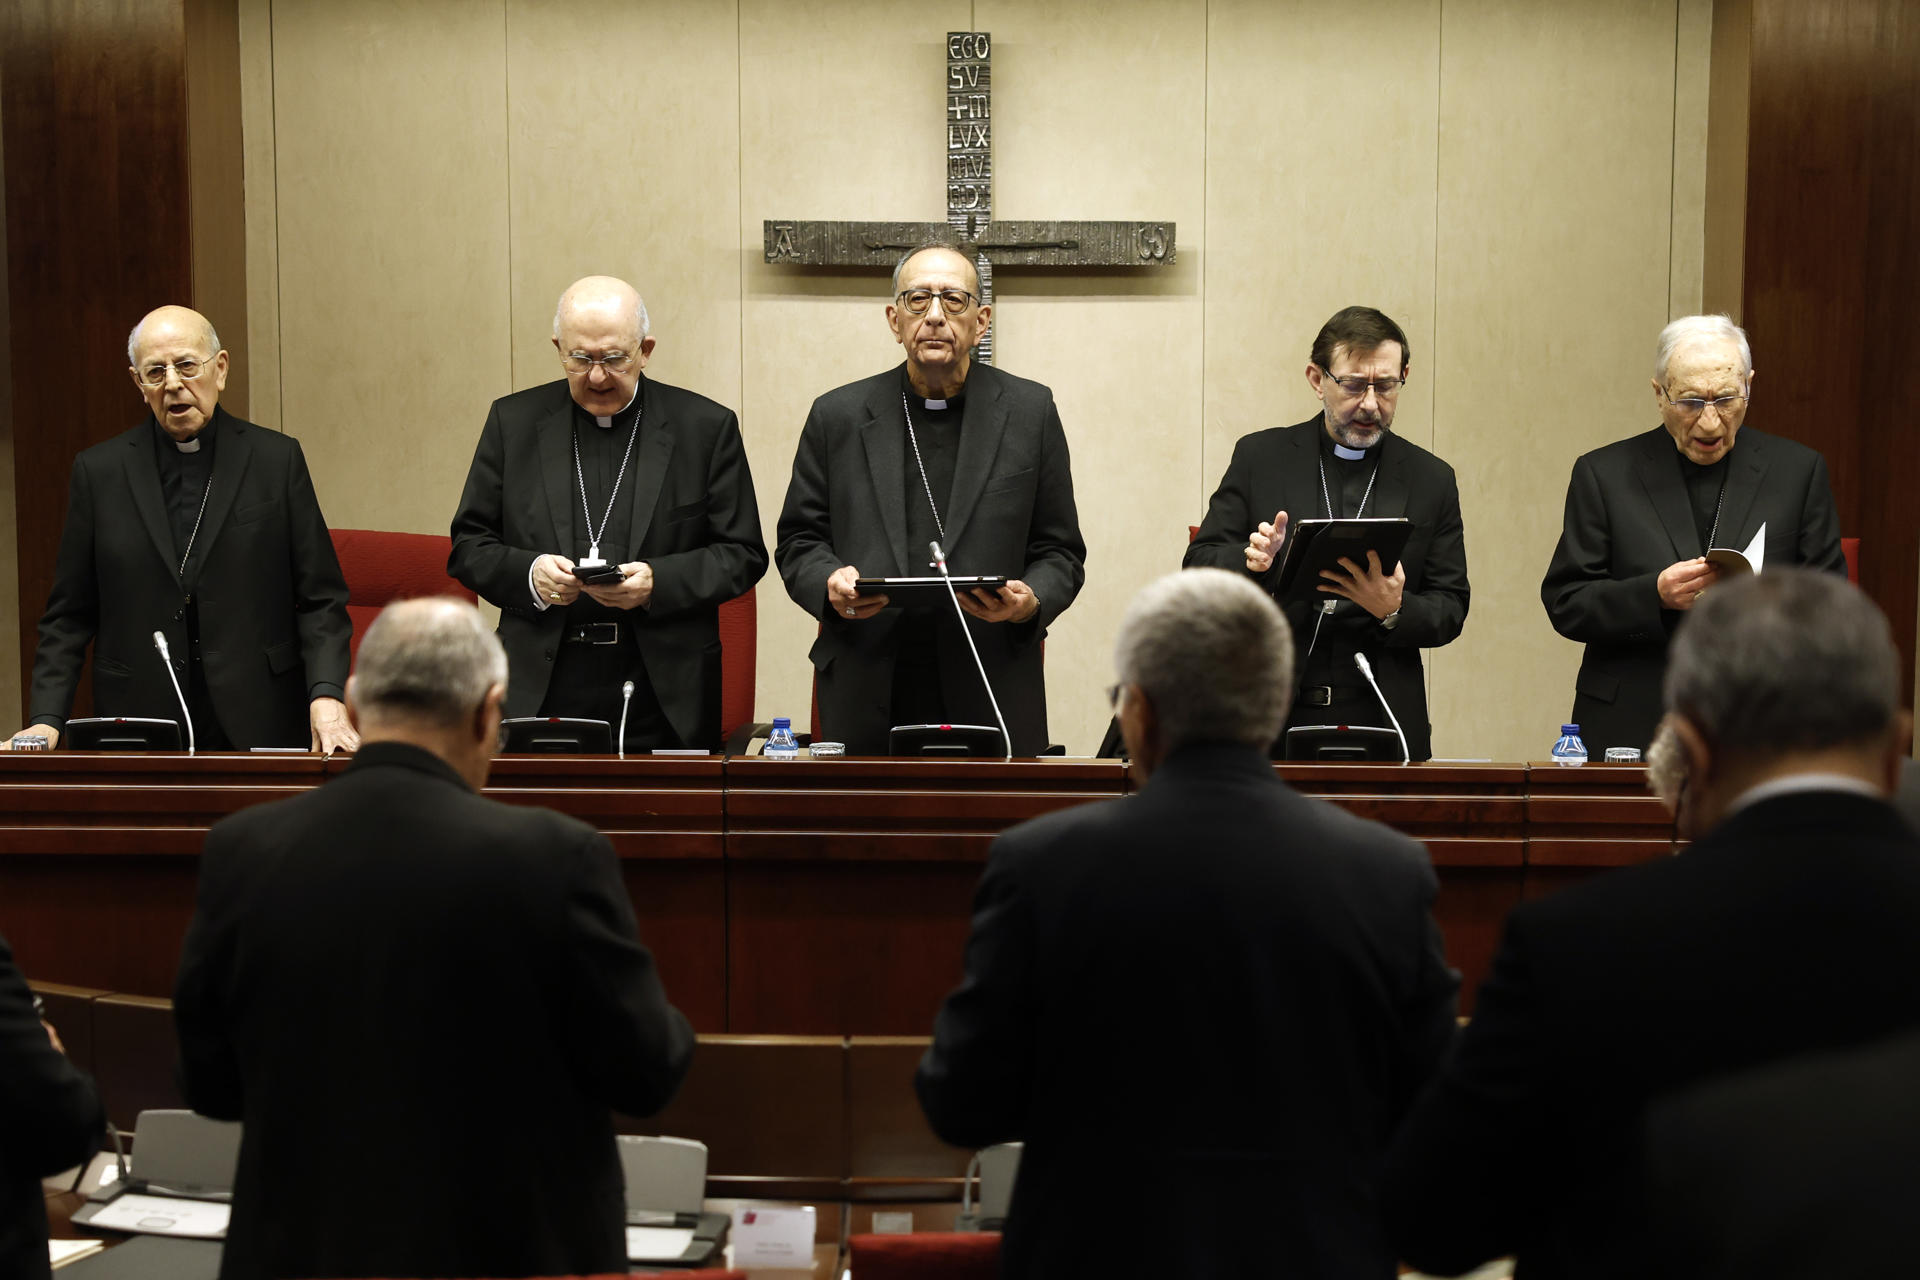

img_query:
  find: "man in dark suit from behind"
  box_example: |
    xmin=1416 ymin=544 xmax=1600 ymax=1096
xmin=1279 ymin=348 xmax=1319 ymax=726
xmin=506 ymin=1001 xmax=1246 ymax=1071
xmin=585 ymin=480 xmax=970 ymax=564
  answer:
xmin=1642 ymin=1028 xmax=1920 ymax=1280
xmin=916 ymin=568 xmax=1458 ymax=1278
xmin=174 ymin=598 xmax=694 ymax=1280
xmin=1384 ymin=569 xmax=1920 ymax=1280
xmin=0 ymin=936 xmax=102 ymax=1280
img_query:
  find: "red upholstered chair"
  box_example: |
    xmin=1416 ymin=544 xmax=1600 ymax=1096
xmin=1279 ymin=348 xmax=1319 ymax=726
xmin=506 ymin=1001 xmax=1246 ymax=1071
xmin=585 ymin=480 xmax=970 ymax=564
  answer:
xmin=848 ymin=1232 xmax=1002 ymax=1279
xmin=328 ymin=529 xmax=477 ymax=665
xmin=718 ymin=587 xmax=758 ymax=743
xmin=1843 ymin=536 xmax=1859 ymax=584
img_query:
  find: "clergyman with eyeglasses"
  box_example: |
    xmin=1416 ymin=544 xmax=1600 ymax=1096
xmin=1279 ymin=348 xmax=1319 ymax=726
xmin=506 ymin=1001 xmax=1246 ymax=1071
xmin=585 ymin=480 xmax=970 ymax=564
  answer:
xmin=1540 ymin=314 xmax=1845 ymax=757
xmin=449 ymin=276 xmax=767 ymax=751
xmin=775 ymin=241 xmax=1086 ymax=755
xmin=1186 ymin=306 xmax=1470 ymax=761
xmin=2 ymin=305 xmax=355 ymax=754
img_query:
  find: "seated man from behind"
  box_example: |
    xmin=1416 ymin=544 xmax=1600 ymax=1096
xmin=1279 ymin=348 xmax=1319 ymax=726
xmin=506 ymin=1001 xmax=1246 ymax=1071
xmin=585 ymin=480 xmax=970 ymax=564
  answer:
xmin=174 ymin=598 xmax=694 ymax=1280
xmin=1384 ymin=568 xmax=1920 ymax=1280
xmin=916 ymin=568 xmax=1457 ymax=1278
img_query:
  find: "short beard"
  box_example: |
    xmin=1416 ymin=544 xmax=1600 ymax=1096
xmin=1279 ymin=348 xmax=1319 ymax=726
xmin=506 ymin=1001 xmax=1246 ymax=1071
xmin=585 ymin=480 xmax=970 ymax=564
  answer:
xmin=1327 ymin=414 xmax=1388 ymax=450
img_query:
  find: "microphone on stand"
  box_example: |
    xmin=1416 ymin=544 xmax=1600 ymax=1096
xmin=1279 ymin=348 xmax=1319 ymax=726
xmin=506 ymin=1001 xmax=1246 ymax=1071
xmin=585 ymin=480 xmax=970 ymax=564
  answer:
xmin=930 ymin=540 xmax=1013 ymax=762
xmin=1352 ymin=652 xmax=1408 ymax=764
xmin=617 ymin=680 xmax=634 ymax=760
xmin=152 ymin=631 xmax=196 ymax=757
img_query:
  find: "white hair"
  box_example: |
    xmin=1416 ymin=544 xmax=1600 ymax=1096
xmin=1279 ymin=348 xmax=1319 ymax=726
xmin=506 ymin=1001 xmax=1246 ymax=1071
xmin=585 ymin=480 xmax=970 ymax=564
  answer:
xmin=1655 ymin=314 xmax=1751 ymax=384
xmin=353 ymin=598 xmax=507 ymax=726
xmin=552 ymin=282 xmax=650 ymax=342
xmin=127 ymin=315 xmax=221 ymax=365
xmin=1114 ymin=569 xmax=1294 ymax=751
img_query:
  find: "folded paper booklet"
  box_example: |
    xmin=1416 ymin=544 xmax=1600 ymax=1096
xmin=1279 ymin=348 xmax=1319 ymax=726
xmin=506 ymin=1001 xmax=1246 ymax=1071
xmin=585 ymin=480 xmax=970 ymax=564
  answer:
xmin=1705 ymin=522 xmax=1766 ymax=576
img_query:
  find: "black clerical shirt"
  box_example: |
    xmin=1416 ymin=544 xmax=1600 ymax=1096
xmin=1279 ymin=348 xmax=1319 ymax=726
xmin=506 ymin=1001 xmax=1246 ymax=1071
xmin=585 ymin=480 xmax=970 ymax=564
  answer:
xmin=151 ymin=416 xmax=217 ymax=573
xmin=1678 ymin=449 xmax=1731 ymax=552
xmin=893 ymin=370 xmax=966 ymax=728
xmin=565 ymin=391 xmax=642 ymax=624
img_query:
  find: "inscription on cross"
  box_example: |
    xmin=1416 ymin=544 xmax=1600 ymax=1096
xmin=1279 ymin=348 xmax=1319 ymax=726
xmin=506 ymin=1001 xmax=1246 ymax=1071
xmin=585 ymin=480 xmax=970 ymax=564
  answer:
xmin=764 ymin=31 xmax=1175 ymax=365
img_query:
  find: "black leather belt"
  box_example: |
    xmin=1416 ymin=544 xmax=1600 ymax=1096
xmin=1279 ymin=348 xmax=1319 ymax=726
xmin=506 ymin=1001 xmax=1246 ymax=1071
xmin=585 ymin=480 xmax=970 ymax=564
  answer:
xmin=1297 ymin=684 xmax=1369 ymax=708
xmin=562 ymin=622 xmax=622 ymax=645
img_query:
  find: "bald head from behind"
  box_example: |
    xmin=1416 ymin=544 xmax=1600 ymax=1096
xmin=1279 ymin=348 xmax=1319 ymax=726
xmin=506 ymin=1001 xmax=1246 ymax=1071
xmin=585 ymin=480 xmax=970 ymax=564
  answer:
xmin=552 ymin=275 xmax=656 ymax=417
xmin=128 ymin=305 xmax=228 ymax=442
xmin=346 ymin=599 xmax=508 ymax=790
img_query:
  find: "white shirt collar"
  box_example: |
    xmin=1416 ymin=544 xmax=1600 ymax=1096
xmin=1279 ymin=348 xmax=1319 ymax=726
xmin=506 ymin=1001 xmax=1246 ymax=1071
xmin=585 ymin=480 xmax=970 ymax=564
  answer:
xmin=1725 ymin=772 xmax=1884 ymax=818
xmin=591 ymin=381 xmax=641 ymax=430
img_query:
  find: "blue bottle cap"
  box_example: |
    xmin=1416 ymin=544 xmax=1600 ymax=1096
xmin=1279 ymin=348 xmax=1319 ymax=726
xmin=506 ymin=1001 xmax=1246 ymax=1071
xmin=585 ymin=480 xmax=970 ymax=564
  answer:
xmin=772 ymin=717 xmax=792 ymax=729
xmin=1561 ymin=724 xmax=1580 ymax=735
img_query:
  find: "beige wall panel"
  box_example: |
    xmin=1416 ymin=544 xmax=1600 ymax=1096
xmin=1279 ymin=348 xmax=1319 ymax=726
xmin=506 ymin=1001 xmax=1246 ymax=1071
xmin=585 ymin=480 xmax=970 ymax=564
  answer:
xmin=1428 ymin=0 xmax=1685 ymax=762
xmin=504 ymin=1 xmax=742 ymax=407
xmin=237 ymin=0 xmax=279 ymax=430
xmin=739 ymin=0 xmax=971 ymax=734
xmin=1203 ymin=0 xmax=1442 ymax=505
xmin=1670 ymin=0 xmax=1712 ymax=318
xmin=270 ymin=0 xmax=511 ymax=536
xmin=1703 ymin=0 xmax=1750 ymax=320
xmin=972 ymin=1 xmax=1205 ymax=752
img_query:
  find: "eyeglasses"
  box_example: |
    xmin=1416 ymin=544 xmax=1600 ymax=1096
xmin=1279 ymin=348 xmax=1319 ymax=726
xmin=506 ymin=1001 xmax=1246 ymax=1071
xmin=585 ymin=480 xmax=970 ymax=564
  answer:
xmin=134 ymin=358 xmax=213 ymax=388
xmin=561 ymin=351 xmax=635 ymax=375
xmin=895 ymin=288 xmax=979 ymax=317
xmin=1105 ymin=683 xmax=1124 ymax=711
xmin=1320 ymin=369 xmax=1406 ymax=398
xmin=1661 ymin=387 xmax=1747 ymax=417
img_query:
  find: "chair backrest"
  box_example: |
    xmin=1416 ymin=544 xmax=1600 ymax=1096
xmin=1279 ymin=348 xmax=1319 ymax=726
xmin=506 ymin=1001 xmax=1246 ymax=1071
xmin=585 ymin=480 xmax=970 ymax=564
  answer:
xmin=131 ymin=1109 xmax=242 ymax=1193
xmin=328 ymin=529 xmax=477 ymax=664
xmin=1843 ymin=536 xmax=1859 ymax=584
xmin=617 ymin=1134 xmax=707 ymax=1214
xmin=849 ymin=1232 xmax=1002 ymax=1280
xmin=719 ymin=587 xmax=757 ymax=741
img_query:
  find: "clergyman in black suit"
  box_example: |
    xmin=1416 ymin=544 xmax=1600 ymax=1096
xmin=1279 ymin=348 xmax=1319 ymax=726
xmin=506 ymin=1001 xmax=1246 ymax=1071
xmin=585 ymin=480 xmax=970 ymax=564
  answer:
xmin=1642 ymin=1028 xmax=1920 ymax=1280
xmin=174 ymin=598 xmax=694 ymax=1280
xmin=3 ymin=305 xmax=355 ymax=754
xmin=1541 ymin=313 xmax=1844 ymax=755
xmin=0 ymin=934 xmax=103 ymax=1280
xmin=450 ymin=275 xmax=767 ymax=751
xmin=775 ymin=241 xmax=1085 ymax=756
xmin=1383 ymin=568 xmax=1920 ymax=1280
xmin=917 ymin=568 xmax=1457 ymax=1278
xmin=1186 ymin=306 xmax=1469 ymax=760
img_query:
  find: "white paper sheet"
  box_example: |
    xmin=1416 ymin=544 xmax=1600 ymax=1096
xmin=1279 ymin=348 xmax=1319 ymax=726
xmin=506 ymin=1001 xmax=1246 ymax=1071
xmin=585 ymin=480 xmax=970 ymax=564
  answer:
xmin=84 ymin=1193 xmax=230 ymax=1238
xmin=48 ymin=1240 xmax=104 ymax=1268
xmin=626 ymin=1225 xmax=696 ymax=1261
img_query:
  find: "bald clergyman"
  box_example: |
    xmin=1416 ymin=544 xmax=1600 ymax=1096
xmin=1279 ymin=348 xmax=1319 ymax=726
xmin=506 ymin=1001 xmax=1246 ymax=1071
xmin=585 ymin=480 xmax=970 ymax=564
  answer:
xmin=3 ymin=306 xmax=355 ymax=753
xmin=450 ymin=276 xmax=768 ymax=751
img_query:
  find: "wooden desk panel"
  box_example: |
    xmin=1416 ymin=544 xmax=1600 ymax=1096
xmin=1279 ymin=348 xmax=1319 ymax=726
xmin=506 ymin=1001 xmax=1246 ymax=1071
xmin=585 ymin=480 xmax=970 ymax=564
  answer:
xmin=1526 ymin=762 xmax=1676 ymax=901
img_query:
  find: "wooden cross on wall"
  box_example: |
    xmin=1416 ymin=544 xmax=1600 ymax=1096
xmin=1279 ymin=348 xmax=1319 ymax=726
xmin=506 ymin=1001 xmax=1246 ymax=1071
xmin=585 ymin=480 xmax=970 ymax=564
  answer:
xmin=763 ymin=31 xmax=1175 ymax=364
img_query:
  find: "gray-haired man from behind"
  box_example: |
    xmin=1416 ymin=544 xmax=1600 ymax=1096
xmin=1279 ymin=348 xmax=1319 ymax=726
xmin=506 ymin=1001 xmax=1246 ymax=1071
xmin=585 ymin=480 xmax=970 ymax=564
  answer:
xmin=175 ymin=598 xmax=693 ymax=1280
xmin=1386 ymin=569 xmax=1920 ymax=1280
xmin=916 ymin=568 xmax=1456 ymax=1279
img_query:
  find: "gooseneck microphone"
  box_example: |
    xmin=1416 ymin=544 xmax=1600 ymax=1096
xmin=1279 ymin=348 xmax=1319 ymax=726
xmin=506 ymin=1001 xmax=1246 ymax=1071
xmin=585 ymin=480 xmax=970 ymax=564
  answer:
xmin=152 ymin=631 xmax=196 ymax=757
xmin=617 ymin=680 xmax=635 ymax=760
xmin=1352 ymin=652 xmax=1408 ymax=764
xmin=930 ymin=540 xmax=1013 ymax=762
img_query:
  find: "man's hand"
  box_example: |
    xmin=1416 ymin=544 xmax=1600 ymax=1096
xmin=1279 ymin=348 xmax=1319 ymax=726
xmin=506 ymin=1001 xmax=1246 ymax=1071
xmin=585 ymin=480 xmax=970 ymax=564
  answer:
xmin=959 ymin=580 xmax=1040 ymax=624
xmin=827 ymin=565 xmax=888 ymax=620
xmin=309 ymin=697 xmax=359 ymax=756
xmin=1246 ymin=510 xmax=1289 ymax=574
xmin=1657 ymin=557 xmax=1721 ymax=610
xmin=0 ymin=725 xmax=59 ymax=752
xmin=583 ymin=562 xmax=654 ymax=610
xmin=533 ymin=553 xmax=582 ymax=607
xmin=1319 ymin=551 xmax=1406 ymax=619
xmin=42 ymin=1020 xmax=67 ymax=1056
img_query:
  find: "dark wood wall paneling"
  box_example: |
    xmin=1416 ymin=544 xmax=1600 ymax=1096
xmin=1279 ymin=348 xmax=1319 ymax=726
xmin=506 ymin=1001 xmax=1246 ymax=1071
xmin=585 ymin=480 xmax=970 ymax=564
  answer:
xmin=2 ymin=1 xmax=197 ymax=712
xmin=1742 ymin=0 xmax=1920 ymax=702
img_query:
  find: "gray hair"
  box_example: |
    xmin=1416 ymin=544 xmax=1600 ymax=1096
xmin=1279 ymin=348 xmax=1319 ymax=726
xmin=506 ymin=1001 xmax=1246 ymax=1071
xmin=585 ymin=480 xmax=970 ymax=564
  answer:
xmin=1655 ymin=314 xmax=1752 ymax=383
xmin=1115 ymin=569 xmax=1294 ymax=751
xmin=552 ymin=280 xmax=651 ymax=342
xmin=1664 ymin=569 xmax=1897 ymax=757
xmin=891 ymin=239 xmax=982 ymax=297
xmin=127 ymin=315 xmax=222 ymax=365
xmin=352 ymin=598 xmax=507 ymax=727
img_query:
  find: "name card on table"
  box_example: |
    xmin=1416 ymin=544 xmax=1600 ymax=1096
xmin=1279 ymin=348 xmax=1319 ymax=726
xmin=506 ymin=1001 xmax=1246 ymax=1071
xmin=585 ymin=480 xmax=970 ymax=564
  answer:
xmin=731 ymin=1204 xmax=815 ymax=1266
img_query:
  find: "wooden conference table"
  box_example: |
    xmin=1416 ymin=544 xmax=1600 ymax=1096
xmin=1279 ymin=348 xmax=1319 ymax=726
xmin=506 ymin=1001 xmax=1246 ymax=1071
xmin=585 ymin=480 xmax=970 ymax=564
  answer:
xmin=0 ymin=753 xmax=1675 ymax=1031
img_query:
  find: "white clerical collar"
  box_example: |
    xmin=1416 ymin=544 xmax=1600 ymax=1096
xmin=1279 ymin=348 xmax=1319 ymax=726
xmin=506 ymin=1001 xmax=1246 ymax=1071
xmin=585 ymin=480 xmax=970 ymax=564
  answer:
xmin=1725 ymin=772 xmax=1883 ymax=818
xmin=1332 ymin=442 xmax=1368 ymax=461
xmin=174 ymin=436 xmax=202 ymax=453
xmin=593 ymin=381 xmax=642 ymax=430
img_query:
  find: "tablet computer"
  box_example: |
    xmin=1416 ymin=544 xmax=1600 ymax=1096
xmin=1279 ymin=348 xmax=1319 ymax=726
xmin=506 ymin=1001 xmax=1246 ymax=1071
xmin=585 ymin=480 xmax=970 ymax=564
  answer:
xmin=854 ymin=575 xmax=1008 ymax=605
xmin=1272 ymin=518 xmax=1413 ymax=604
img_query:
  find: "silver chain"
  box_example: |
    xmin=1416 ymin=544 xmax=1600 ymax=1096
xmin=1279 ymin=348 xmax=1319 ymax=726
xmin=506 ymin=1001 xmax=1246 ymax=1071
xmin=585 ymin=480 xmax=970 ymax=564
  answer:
xmin=1705 ymin=471 xmax=1729 ymax=550
xmin=1318 ymin=454 xmax=1379 ymax=521
xmin=901 ymin=392 xmax=947 ymax=549
xmin=571 ymin=401 xmax=643 ymax=559
xmin=177 ymin=472 xmax=214 ymax=579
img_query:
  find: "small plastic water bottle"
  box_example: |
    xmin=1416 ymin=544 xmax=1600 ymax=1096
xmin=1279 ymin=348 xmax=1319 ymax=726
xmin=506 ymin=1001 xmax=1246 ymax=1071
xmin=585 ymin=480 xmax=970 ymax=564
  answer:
xmin=765 ymin=717 xmax=799 ymax=761
xmin=1550 ymin=723 xmax=1588 ymax=767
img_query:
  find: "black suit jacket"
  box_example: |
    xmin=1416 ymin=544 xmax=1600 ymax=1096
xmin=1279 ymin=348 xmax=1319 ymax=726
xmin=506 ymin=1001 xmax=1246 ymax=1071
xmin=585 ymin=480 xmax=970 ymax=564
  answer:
xmin=1644 ymin=1028 xmax=1920 ymax=1280
xmin=0 ymin=933 xmax=103 ymax=1280
xmin=448 ymin=376 xmax=768 ymax=749
xmin=1541 ymin=425 xmax=1844 ymax=754
xmin=1382 ymin=789 xmax=1920 ymax=1280
xmin=917 ymin=743 xmax=1457 ymax=1278
xmin=173 ymin=742 xmax=694 ymax=1280
xmin=775 ymin=362 xmax=1085 ymax=756
xmin=1186 ymin=419 xmax=1470 ymax=760
xmin=29 ymin=408 xmax=351 ymax=746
